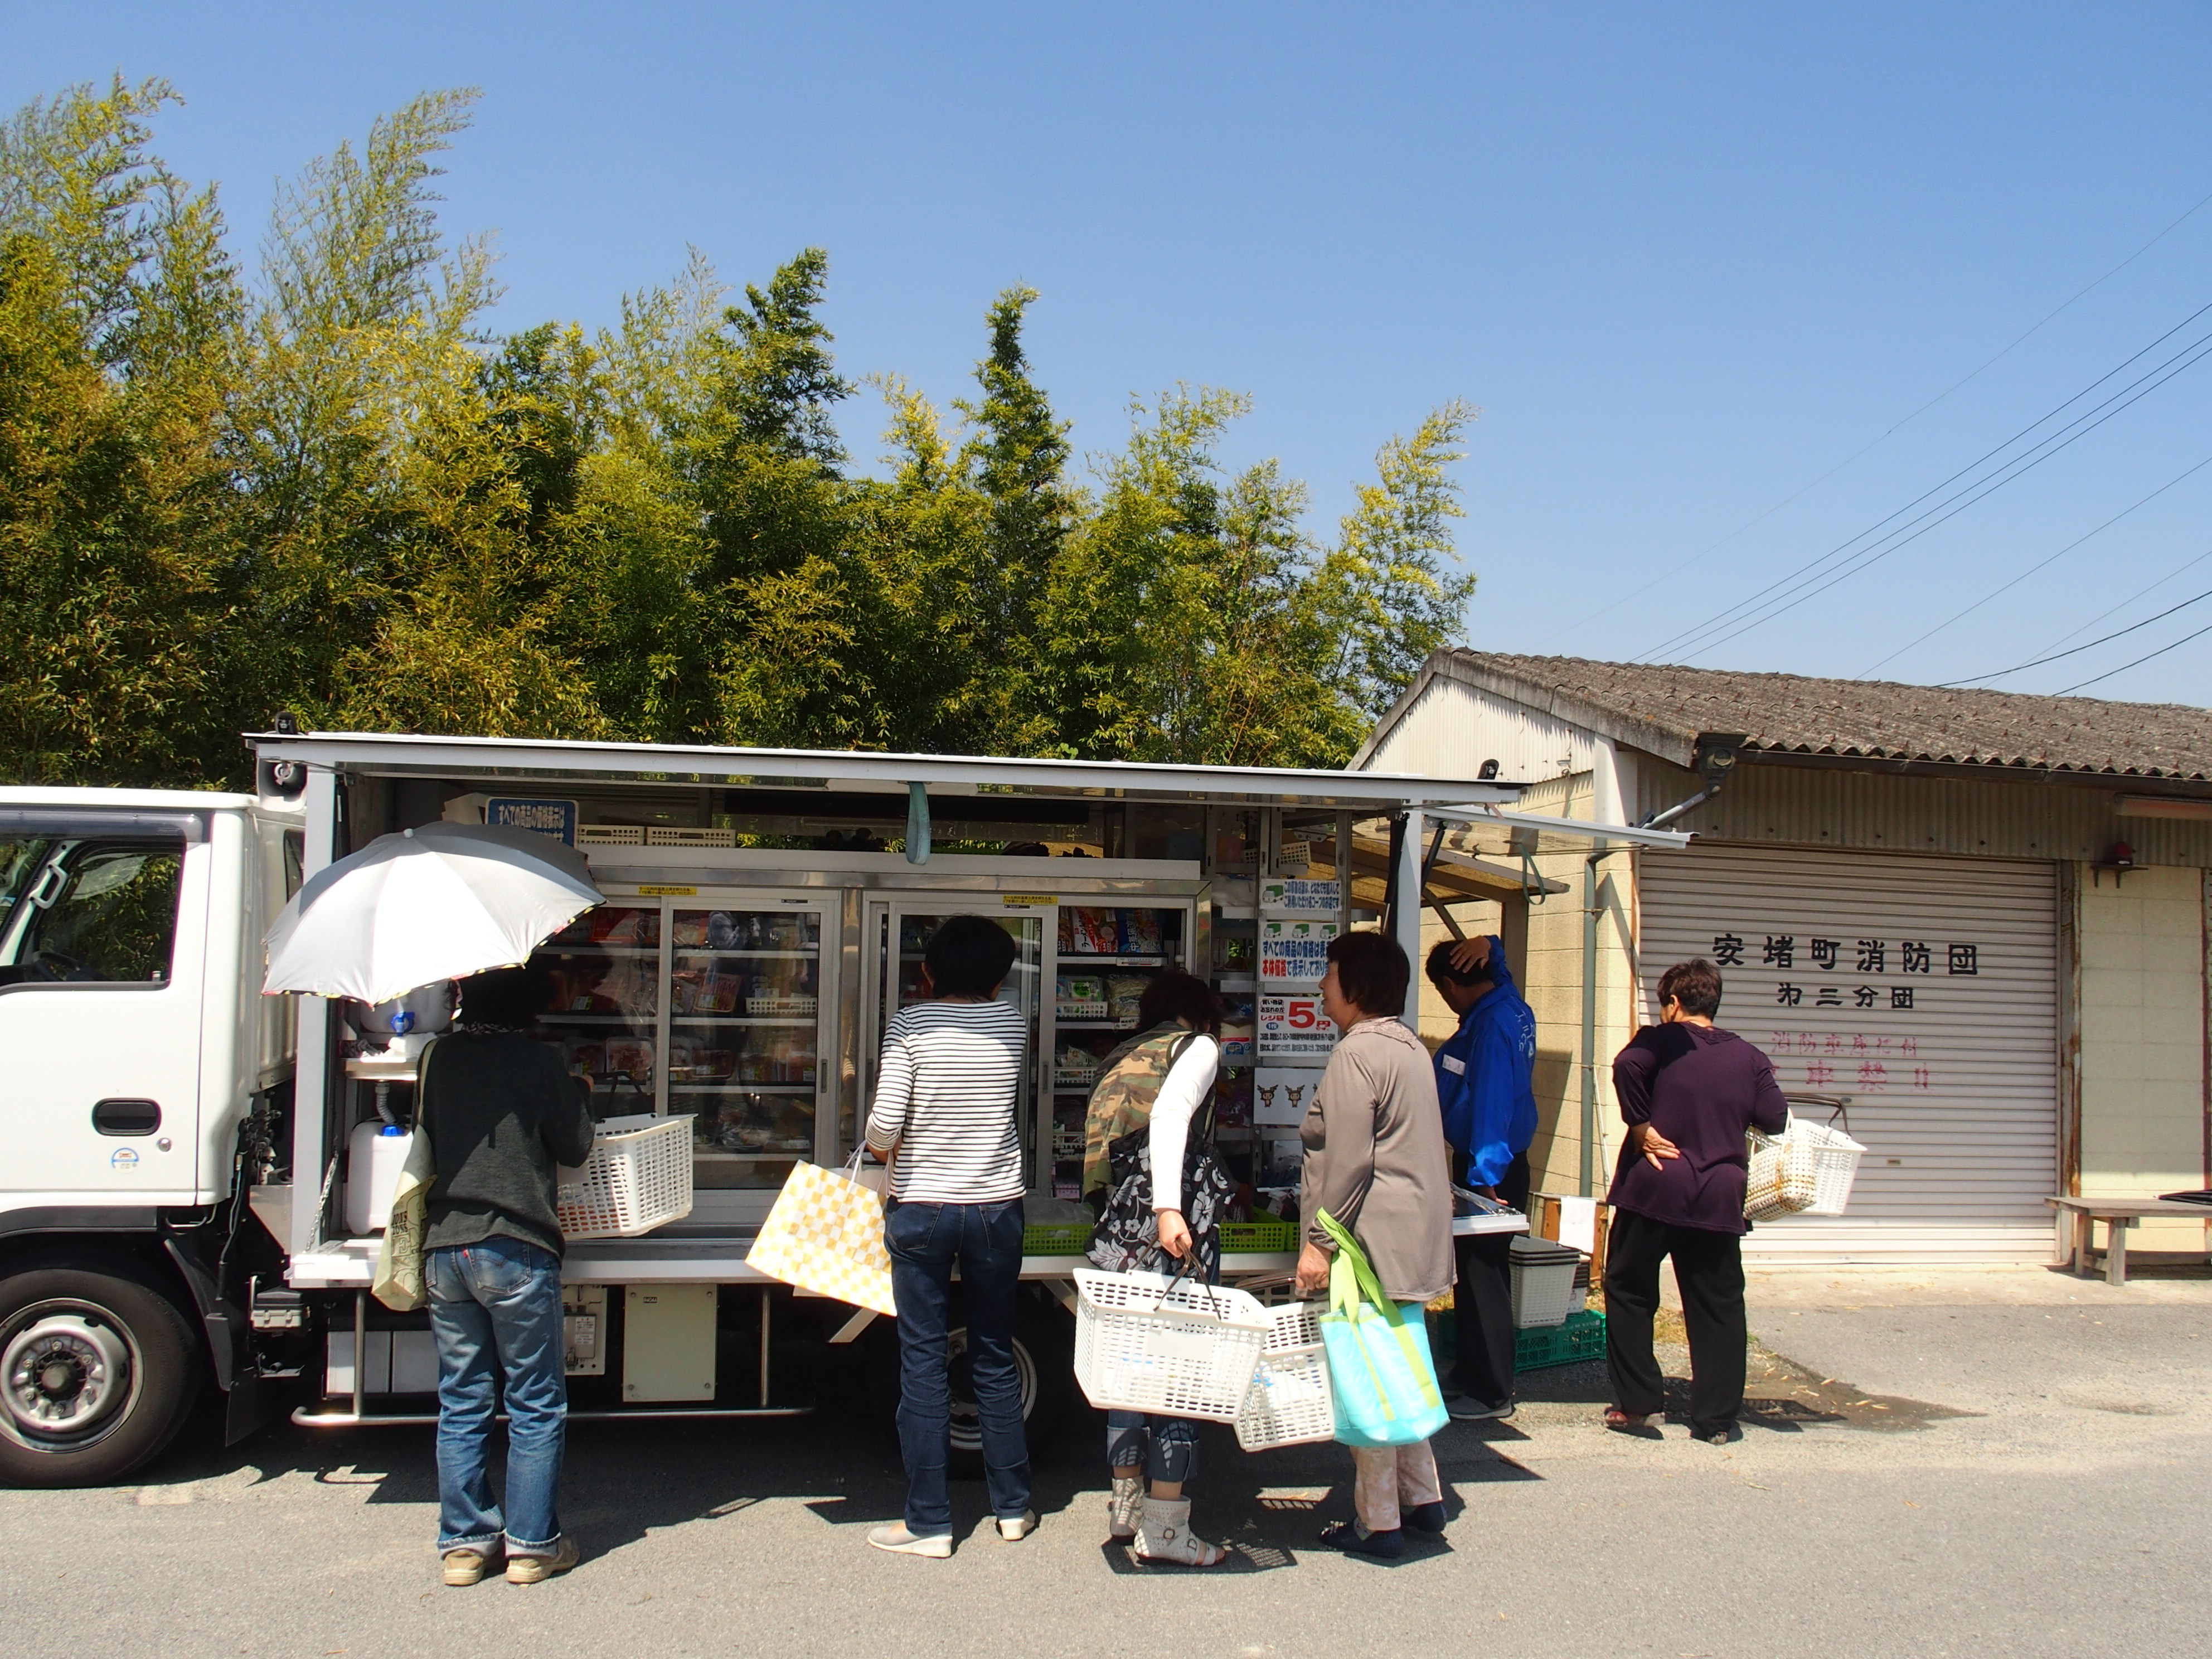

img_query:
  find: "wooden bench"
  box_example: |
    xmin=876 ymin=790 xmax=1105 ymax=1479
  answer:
xmin=2047 ymin=1196 xmax=2211 ymax=1286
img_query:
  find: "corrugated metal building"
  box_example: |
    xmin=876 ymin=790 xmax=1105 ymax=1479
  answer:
xmin=1357 ymin=651 xmax=2212 ymax=1264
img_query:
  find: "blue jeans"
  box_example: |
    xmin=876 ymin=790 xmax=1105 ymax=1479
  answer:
xmin=427 ymin=1238 xmax=567 ymax=1556
xmin=884 ymin=1197 xmax=1032 ymax=1535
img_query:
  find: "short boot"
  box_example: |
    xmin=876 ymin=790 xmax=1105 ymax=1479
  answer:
xmin=1132 ymin=1496 xmax=1228 ymax=1567
xmin=1108 ymin=1475 xmax=1143 ymax=1542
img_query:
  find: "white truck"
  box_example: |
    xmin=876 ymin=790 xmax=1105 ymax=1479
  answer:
xmin=0 ymin=733 xmax=1539 ymax=1487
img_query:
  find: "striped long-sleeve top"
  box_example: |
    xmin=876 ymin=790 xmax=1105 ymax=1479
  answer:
xmin=865 ymin=997 xmax=1028 ymax=1204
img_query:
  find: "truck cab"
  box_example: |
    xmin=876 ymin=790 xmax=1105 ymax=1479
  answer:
xmin=0 ymin=789 xmax=300 ymax=1486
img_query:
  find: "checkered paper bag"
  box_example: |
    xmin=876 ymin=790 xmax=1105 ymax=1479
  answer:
xmin=747 ymin=1154 xmax=898 ymax=1315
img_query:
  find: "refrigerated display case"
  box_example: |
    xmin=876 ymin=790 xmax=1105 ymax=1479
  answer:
xmin=527 ymin=891 xmax=837 ymax=1214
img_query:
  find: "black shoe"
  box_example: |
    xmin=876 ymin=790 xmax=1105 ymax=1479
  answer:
xmin=1402 ymin=1501 xmax=1448 ymax=1534
xmin=1318 ymin=1520 xmax=1404 ymax=1559
xmin=1694 ymin=1422 xmax=1738 ymax=1445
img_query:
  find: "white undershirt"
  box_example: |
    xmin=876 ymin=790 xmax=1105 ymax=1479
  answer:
xmin=1148 ymin=1033 xmax=1220 ymax=1213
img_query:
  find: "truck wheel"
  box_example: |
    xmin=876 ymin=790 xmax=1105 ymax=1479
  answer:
xmin=0 ymin=1265 xmax=199 ymax=1488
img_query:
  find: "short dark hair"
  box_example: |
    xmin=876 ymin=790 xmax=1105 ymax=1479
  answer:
xmin=1328 ymin=929 xmax=1410 ymax=1017
xmin=923 ymin=914 xmax=1018 ymax=998
xmin=455 ymin=962 xmax=550 ymax=1029
xmin=1136 ymin=968 xmax=1226 ymax=1035
xmin=1424 ymin=938 xmax=1490 ymax=990
xmin=1657 ymin=958 xmax=1723 ymax=1018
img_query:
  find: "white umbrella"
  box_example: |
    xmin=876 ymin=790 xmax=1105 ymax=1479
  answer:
xmin=263 ymin=822 xmax=602 ymax=1004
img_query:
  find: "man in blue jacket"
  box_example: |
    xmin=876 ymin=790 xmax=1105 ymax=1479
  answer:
xmin=1426 ymin=935 xmax=1538 ymax=1420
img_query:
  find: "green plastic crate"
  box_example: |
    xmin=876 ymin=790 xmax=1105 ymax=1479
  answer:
xmin=1022 ymin=1223 xmax=1092 ymax=1257
xmin=1427 ymin=1307 xmax=1607 ymax=1372
xmin=1219 ymin=1219 xmax=1298 ymax=1254
xmin=1514 ymin=1309 xmax=1607 ymax=1371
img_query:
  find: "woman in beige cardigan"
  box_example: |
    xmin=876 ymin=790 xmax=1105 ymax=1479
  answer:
xmin=1294 ymin=929 xmax=1456 ymax=1559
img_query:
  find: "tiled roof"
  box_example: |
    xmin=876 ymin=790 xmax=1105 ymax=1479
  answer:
xmin=1412 ymin=651 xmax=2212 ymax=782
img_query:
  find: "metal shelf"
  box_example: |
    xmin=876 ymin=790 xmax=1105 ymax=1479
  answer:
xmin=538 ymin=943 xmax=659 ymax=957
xmin=1056 ymin=1020 xmax=1135 ymax=1031
xmin=668 ymin=1015 xmax=816 ymax=1026
xmin=672 ymin=948 xmax=816 ymax=959
xmin=1055 ymin=955 xmax=1174 ymax=967
xmin=541 ymin=1012 xmax=657 ymax=1025
xmin=670 ymin=1082 xmax=813 ymax=1094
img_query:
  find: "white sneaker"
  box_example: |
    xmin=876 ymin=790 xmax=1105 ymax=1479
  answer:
xmin=867 ymin=1522 xmax=952 ymax=1558
xmin=997 ymin=1509 xmax=1039 ymax=1541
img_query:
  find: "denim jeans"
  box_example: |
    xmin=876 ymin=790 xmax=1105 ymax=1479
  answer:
xmin=427 ymin=1238 xmax=567 ymax=1555
xmin=884 ymin=1197 xmax=1032 ymax=1535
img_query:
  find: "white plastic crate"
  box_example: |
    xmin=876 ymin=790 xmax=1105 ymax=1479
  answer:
xmin=556 ymin=1114 xmax=695 ymax=1240
xmin=1799 ymin=1118 xmax=1868 ymax=1216
xmin=1234 ymin=1299 xmax=1335 ymax=1451
xmin=1073 ymin=1269 xmax=1270 ymax=1424
xmin=1509 ymin=1236 xmax=1583 ymax=1329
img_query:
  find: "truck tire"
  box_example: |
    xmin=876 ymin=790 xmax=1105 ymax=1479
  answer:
xmin=0 ymin=1264 xmax=200 ymax=1488
xmin=862 ymin=1296 xmax=1078 ymax=1478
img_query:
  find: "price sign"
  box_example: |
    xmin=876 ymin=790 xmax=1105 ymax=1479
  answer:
xmin=1259 ymin=919 xmax=1337 ymax=988
xmin=1260 ymin=993 xmax=1337 ymax=1060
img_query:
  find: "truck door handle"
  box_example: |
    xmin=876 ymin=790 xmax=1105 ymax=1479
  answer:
xmin=93 ymin=1099 xmax=162 ymax=1136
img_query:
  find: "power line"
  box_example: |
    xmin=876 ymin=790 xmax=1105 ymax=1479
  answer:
xmin=1855 ymin=450 xmax=2212 ymax=677
xmin=2007 ymin=542 xmax=2212 ymax=663
xmin=1941 ymin=579 xmax=2212 ymax=685
xmin=2056 ymin=616 xmax=2212 ymax=695
xmin=1638 ymin=302 xmax=2212 ymax=662
xmin=1541 ymin=185 xmax=2212 ymax=650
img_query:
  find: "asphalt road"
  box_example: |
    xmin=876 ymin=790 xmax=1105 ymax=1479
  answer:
xmin=3 ymin=1267 xmax=2205 ymax=1659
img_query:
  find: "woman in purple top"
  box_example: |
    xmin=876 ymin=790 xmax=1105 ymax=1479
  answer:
xmin=1603 ymin=958 xmax=1788 ymax=1444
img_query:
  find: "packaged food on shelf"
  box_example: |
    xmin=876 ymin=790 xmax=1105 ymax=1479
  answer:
xmin=604 ymin=1038 xmax=655 ymax=1080
xmin=1067 ymin=906 xmax=1124 ymax=955
xmin=1118 ymin=910 xmax=1166 ymax=955
xmin=589 ymin=907 xmax=658 ymax=945
xmin=1055 ymin=974 xmax=1108 ymax=1018
xmin=1220 ymin=1015 xmax=1255 ymax=1063
xmin=1105 ymin=974 xmax=1148 ymax=1022
xmin=1054 ymin=1044 xmax=1101 ymax=1089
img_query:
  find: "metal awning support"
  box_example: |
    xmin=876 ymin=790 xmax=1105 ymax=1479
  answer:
xmin=1419 ymin=803 xmax=1695 ymax=852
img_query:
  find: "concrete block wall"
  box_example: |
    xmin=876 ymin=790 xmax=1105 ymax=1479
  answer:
xmin=2075 ymin=864 xmax=2210 ymax=1251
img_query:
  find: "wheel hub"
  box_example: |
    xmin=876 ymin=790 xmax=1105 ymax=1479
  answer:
xmin=3 ymin=1313 xmax=133 ymax=1438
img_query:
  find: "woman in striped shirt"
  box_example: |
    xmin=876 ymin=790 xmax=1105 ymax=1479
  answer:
xmin=862 ymin=915 xmax=1034 ymax=1558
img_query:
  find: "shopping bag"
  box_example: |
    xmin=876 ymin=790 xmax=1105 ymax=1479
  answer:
xmin=1313 ymin=1209 xmax=1449 ymax=1447
xmin=371 ymin=1039 xmax=442 ymax=1311
xmin=746 ymin=1153 xmax=898 ymax=1316
xmin=371 ymin=1131 xmax=435 ymax=1310
xmin=1744 ymin=1112 xmax=1819 ymax=1221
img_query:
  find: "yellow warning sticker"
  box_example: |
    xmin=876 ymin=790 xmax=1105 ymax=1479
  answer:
xmin=1002 ymin=894 xmax=1058 ymax=908
xmin=637 ymin=884 xmax=697 ymax=896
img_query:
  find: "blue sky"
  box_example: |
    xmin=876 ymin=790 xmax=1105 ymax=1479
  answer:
xmin=10 ymin=3 xmax=2212 ymax=705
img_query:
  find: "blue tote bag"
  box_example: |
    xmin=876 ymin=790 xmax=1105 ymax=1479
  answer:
xmin=1313 ymin=1209 xmax=1449 ymax=1447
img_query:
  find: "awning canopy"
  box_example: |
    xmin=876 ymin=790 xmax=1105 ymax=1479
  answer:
xmin=248 ymin=731 xmax=1525 ymax=812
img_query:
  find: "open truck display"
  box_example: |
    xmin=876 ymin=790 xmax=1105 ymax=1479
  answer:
xmin=0 ymin=732 xmax=1548 ymax=1486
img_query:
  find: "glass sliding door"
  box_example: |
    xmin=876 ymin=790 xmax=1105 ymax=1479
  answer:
xmin=670 ymin=901 xmax=831 ymax=1190
xmin=866 ymin=902 xmax=1046 ymax=1186
xmin=537 ymin=903 xmax=663 ymax=1119
xmin=1048 ymin=903 xmax=1192 ymax=1199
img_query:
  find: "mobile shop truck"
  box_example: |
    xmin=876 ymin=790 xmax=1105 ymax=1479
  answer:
xmin=0 ymin=731 xmax=1555 ymax=1487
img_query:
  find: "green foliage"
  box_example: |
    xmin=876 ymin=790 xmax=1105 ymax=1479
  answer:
xmin=0 ymin=80 xmax=1480 ymax=787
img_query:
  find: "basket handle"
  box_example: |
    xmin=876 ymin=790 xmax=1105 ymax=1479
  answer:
xmin=1127 ymin=1259 xmax=1234 ymax=1323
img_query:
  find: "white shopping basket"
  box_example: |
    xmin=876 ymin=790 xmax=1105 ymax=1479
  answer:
xmin=1234 ymin=1299 xmax=1334 ymax=1451
xmin=1073 ymin=1269 xmax=1270 ymax=1424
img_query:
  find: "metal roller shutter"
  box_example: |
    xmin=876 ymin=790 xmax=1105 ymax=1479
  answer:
xmin=1636 ymin=844 xmax=2056 ymax=1262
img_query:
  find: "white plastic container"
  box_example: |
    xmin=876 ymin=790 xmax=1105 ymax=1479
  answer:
xmin=1071 ymin=1269 xmax=1271 ymax=1423
xmin=1508 ymin=1235 xmax=1584 ymax=1329
xmin=345 ymin=1122 xmax=414 ymax=1234
xmin=1234 ymin=1299 xmax=1335 ymax=1451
